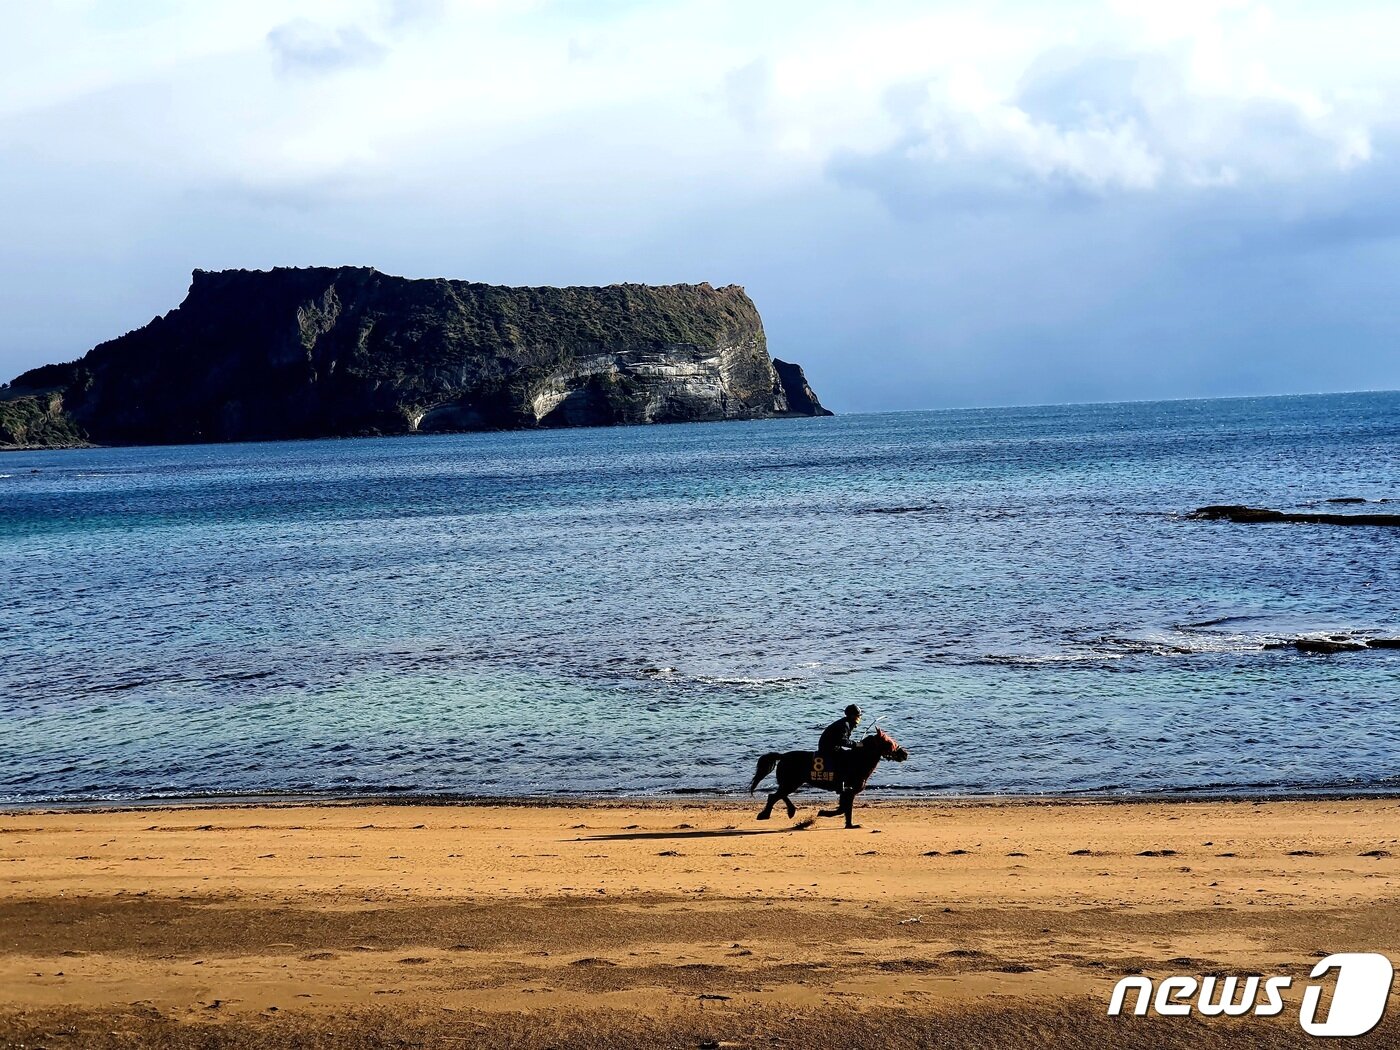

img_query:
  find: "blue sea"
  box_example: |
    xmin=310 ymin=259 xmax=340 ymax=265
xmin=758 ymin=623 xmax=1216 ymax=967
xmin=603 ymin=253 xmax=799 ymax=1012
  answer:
xmin=2 ymin=391 xmax=1398 ymax=806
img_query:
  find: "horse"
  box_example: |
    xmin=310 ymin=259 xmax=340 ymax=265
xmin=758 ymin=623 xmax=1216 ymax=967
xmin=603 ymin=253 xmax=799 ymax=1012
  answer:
xmin=748 ymin=729 xmax=909 ymax=829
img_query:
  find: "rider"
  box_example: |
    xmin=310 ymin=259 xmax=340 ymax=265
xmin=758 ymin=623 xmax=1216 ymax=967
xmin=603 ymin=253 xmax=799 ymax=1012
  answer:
xmin=817 ymin=704 xmax=863 ymax=781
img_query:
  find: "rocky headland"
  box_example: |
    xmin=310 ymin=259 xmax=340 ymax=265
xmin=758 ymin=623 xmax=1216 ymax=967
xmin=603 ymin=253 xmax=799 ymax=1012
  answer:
xmin=0 ymin=267 xmax=831 ymax=448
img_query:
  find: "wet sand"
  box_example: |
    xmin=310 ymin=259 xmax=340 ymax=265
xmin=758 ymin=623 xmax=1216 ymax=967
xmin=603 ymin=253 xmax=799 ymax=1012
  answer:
xmin=2 ymin=798 xmax=1399 ymax=1048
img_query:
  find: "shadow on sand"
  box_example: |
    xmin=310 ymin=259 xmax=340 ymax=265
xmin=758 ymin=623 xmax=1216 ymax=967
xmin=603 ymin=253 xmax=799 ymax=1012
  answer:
xmin=571 ymin=822 xmax=818 ymax=843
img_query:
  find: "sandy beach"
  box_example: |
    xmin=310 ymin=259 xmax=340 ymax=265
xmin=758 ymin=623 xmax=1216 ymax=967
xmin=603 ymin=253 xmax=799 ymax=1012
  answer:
xmin=2 ymin=797 xmax=1399 ymax=1048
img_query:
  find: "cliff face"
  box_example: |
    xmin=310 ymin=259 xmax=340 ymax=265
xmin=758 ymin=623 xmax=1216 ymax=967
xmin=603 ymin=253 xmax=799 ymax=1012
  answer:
xmin=2 ymin=267 xmax=830 ymax=447
xmin=0 ymin=391 xmax=87 ymax=448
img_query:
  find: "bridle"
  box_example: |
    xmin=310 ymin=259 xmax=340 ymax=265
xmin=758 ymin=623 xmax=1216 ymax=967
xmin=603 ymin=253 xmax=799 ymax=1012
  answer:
xmin=862 ymin=728 xmax=901 ymax=757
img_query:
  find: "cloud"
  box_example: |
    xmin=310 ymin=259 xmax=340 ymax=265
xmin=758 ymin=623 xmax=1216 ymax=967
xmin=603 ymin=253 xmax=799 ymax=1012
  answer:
xmin=266 ymin=20 xmax=389 ymax=75
xmin=829 ymin=35 xmax=1375 ymax=215
xmin=385 ymin=0 xmax=447 ymax=31
xmin=723 ymin=58 xmax=772 ymax=133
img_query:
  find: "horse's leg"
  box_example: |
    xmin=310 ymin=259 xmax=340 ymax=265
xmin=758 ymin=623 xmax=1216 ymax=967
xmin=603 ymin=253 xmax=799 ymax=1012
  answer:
xmin=772 ymin=768 xmax=800 ymax=819
xmin=757 ymin=788 xmax=779 ymax=820
xmin=842 ymin=789 xmax=861 ymax=829
xmin=818 ymin=794 xmax=842 ymax=818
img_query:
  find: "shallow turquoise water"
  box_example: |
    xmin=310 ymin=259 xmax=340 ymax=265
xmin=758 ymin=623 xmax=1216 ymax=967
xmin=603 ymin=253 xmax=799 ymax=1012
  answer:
xmin=2 ymin=392 xmax=1398 ymax=803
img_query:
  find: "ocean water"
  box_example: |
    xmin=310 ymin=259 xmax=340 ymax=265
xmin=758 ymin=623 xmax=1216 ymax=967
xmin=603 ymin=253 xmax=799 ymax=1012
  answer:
xmin=2 ymin=391 xmax=1398 ymax=805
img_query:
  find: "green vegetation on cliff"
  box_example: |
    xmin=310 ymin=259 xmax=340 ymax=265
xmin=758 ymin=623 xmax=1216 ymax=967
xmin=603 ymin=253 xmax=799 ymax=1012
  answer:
xmin=0 ymin=392 xmax=87 ymax=448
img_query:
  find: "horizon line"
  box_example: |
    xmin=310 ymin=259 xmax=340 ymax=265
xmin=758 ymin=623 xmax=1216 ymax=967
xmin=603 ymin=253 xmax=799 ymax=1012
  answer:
xmin=830 ymin=386 xmax=1400 ymax=417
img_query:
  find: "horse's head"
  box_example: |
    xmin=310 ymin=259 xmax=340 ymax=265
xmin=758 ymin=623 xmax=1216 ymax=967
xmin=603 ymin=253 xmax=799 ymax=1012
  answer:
xmin=865 ymin=728 xmax=909 ymax=762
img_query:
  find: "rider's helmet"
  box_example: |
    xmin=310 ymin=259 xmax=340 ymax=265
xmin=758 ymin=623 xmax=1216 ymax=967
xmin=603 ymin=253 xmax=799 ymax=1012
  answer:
xmin=845 ymin=704 xmax=862 ymax=722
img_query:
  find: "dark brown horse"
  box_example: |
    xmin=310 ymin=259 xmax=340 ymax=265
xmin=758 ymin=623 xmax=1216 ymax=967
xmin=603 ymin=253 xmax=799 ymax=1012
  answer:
xmin=749 ymin=729 xmax=909 ymax=829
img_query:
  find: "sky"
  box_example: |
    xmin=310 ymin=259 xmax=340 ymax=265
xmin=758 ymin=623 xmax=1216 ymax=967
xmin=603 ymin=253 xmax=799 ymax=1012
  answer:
xmin=1 ymin=0 xmax=1398 ymax=412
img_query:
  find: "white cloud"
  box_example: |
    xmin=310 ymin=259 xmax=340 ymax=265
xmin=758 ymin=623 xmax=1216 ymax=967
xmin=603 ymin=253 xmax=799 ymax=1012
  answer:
xmin=1 ymin=1 xmax=1390 ymax=201
xmin=813 ymin=3 xmax=1382 ymax=205
xmin=266 ymin=20 xmax=390 ymax=74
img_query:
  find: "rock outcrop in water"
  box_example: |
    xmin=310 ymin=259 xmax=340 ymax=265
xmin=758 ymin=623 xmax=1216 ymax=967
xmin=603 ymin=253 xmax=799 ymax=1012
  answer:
xmin=0 ymin=267 xmax=831 ymax=447
xmin=1265 ymin=635 xmax=1400 ymax=654
xmin=1188 ymin=504 xmax=1400 ymax=526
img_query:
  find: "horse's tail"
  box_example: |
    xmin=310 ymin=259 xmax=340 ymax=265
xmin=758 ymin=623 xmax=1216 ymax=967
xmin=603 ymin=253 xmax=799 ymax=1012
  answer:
xmin=749 ymin=752 xmax=782 ymax=794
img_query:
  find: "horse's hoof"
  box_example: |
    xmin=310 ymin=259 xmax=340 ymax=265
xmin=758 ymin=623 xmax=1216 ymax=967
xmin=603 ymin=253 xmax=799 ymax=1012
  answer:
xmin=756 ymin=811 xmax=770 ymax=821
xmin=845 ymin=824 xmax=862 ymax=830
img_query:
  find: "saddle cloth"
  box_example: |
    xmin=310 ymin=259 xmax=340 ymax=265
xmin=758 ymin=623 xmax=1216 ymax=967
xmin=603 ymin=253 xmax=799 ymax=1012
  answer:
xmin=811 ymin=752 xmax=844 ymax=786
